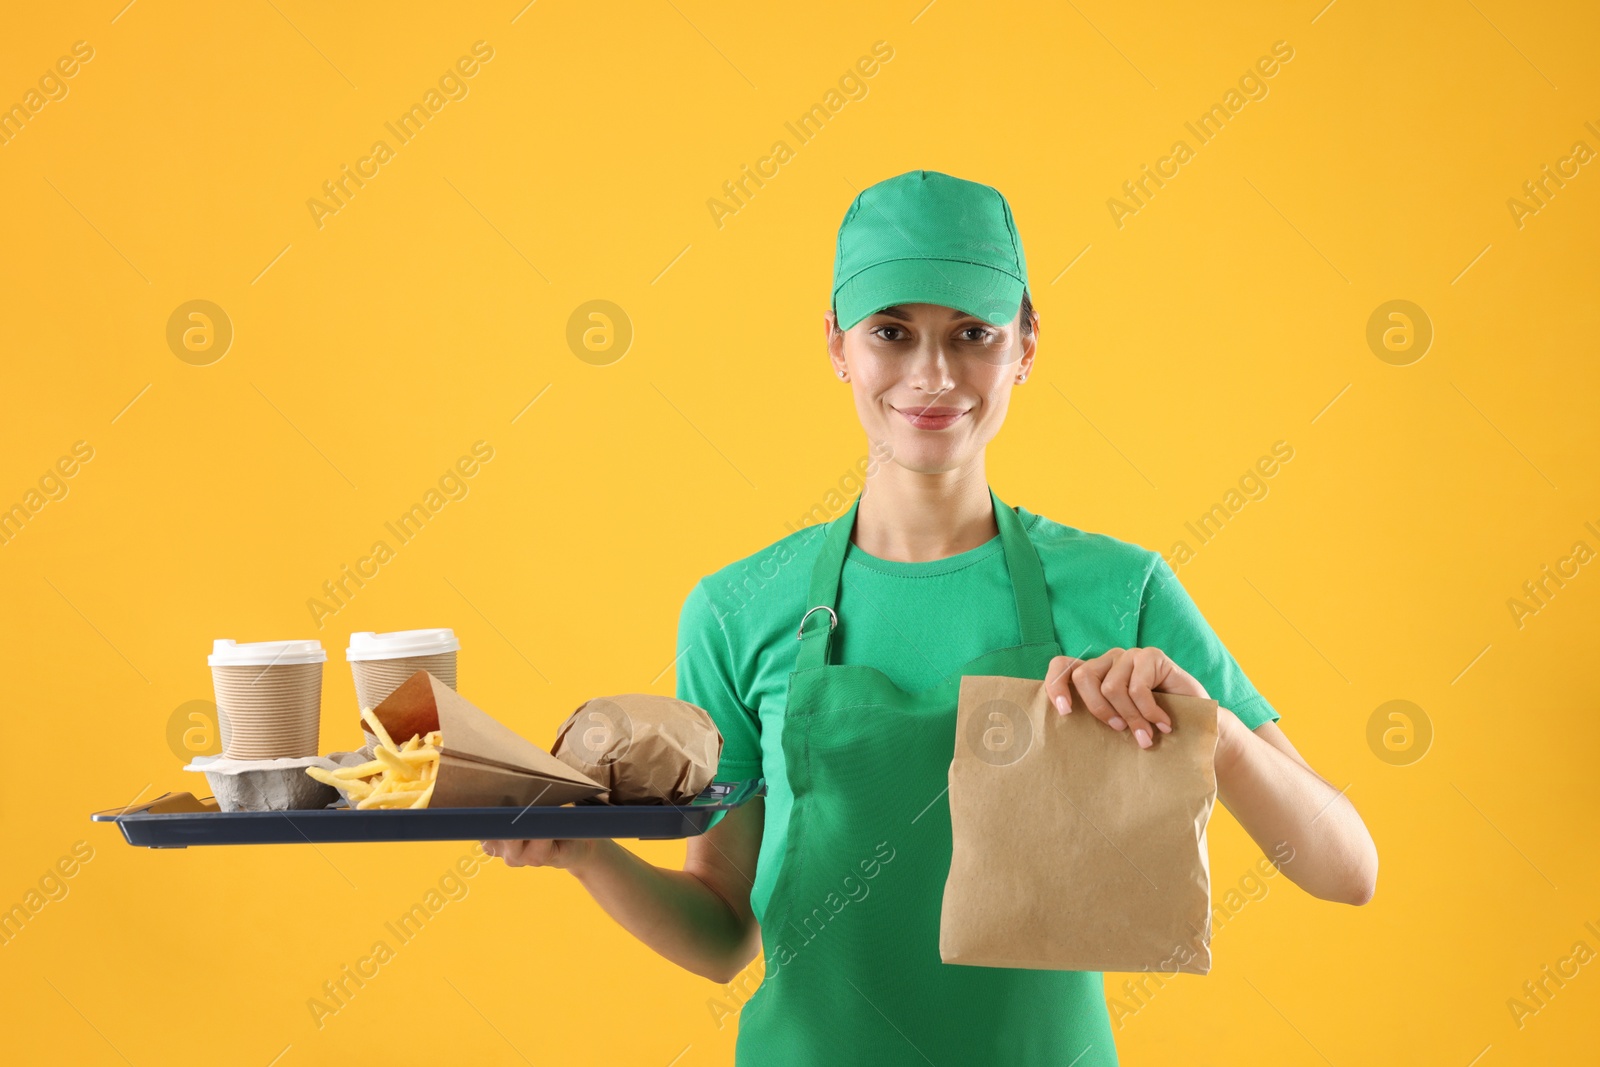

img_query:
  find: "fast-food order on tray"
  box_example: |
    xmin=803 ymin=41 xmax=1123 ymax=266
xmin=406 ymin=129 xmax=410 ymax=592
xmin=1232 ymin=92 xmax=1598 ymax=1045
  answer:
xmin=91 ymin=630 xmax=753 ymax=847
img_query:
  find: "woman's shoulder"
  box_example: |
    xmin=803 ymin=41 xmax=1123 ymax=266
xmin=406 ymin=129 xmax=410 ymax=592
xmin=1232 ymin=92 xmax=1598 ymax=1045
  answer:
xmin=1015 ymin=504 xmax=1162 ymax=581
xmin=678 ymin=520 xmax=832 ymax=638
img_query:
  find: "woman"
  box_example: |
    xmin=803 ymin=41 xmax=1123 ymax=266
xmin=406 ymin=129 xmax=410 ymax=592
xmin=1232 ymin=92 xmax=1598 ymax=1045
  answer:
xmin=484 ymin=170 xmax=1378 ymax=1064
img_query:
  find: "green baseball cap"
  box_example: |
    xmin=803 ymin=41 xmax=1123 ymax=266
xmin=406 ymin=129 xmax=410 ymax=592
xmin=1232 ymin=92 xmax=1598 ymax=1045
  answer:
xmin=831 ymin=169 xmax=1028 ymax=331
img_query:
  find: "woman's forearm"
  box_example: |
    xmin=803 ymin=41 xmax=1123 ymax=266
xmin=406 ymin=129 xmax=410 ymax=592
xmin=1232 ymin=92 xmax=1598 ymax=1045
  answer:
xmin=1214 ymin=714 xmax=1378 ymax=905
xmin=567 ymin=840 xmax=757 ymax=983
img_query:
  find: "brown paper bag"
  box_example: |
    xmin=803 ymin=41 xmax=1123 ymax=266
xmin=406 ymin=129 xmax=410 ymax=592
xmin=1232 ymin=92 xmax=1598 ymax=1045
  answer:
xmin=550 ymin=694 xmax=723 ymax=805
xmin=940 ymin=674 xmax=1220 ymax=974
xmin=365 ymin=671 xmax=606 ymax=808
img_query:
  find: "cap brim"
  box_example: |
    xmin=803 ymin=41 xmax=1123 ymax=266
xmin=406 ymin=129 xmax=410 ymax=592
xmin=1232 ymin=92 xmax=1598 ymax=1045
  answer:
xmin=834 ymin=259 xmax=1024 ymax=331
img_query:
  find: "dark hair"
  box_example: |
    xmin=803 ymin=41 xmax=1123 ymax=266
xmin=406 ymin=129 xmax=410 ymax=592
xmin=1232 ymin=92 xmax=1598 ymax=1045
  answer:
xmin=1017 ymin=289 xmax=1036 ymax=341
xmin=833 ymin=288 xmax=1037 ymax=341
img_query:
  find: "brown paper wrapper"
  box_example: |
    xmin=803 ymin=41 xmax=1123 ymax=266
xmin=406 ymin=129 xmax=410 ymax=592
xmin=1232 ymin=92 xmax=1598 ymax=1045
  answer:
xmin=940 ymin=675 xmax=1220 ymax=974
xmin=549 ymin=694 xmax=723 ymax=805
xmin=364 ymin=671 xmax=605 ymax=808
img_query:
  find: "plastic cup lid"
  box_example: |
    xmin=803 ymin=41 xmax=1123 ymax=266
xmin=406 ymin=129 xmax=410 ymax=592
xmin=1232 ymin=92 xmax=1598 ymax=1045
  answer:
xmin=208 ymin=639 xmax=328 ymax=667
xmin=346 ymin=628 xmax=460 ymax=662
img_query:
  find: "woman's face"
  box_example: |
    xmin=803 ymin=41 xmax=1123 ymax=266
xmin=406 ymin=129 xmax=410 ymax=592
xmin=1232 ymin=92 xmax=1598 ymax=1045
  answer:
xmin=825 ymin=302 xmax=1037 ymax=475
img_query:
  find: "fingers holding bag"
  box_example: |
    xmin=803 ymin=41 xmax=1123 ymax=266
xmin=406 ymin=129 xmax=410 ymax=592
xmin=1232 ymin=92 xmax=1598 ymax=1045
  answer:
xmin=1045 ymin=651 xmax=1138 ymax=732
xmin=1047 ymin=648 xmax=1211 ymax=748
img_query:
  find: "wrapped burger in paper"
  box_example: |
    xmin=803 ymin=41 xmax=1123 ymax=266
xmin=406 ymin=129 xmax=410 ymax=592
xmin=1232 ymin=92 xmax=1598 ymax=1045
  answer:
xmin=550 ymin=694 xmax=722 ymax=805
xmin=940 ymin=674 xmax=1220 ymax=974
xmin=361 ymin=671 xmax=605 ymax=808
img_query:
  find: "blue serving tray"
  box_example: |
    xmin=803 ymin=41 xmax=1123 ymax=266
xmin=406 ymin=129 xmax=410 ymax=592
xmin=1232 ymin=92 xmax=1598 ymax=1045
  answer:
xmin=92 ymin=778 xmax=765 ymax=848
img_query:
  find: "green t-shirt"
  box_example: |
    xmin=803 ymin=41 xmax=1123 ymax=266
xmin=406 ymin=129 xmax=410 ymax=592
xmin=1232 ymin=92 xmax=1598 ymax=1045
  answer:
xmin=675 ymin=503 xmax=1280 ymax=925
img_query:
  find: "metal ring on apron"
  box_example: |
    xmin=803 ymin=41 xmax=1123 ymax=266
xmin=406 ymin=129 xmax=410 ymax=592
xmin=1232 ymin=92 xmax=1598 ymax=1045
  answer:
xmin=795 ymin=605 xmax=838 ymax=640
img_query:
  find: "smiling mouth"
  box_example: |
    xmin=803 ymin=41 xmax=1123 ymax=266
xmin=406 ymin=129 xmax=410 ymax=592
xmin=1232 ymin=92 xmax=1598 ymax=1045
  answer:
xmin=894 ymin=405 xmax=969 ymax=430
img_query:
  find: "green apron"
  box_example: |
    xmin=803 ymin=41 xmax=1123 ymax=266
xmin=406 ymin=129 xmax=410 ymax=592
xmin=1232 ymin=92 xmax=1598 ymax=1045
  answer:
xmin=736 ymin=488 xmax=1119 ymax=1065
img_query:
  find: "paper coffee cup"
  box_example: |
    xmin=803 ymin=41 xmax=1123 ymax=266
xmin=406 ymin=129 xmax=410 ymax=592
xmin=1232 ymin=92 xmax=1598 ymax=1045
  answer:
xmin=208 ymin=639 xmax=327 ymax=760
xmin=346 ymin=628 xmax=460 ymax=710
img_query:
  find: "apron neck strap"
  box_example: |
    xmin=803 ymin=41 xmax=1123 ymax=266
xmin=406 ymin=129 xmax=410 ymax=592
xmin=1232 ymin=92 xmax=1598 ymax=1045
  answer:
xmin=795 ymin=487 xmax=1055 ymax=671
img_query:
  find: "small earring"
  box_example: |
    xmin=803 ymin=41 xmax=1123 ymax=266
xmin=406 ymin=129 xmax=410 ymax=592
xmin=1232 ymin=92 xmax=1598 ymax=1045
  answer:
xmin=1016 ymin=373 xmax=1027 ymax=383
xmin=837 ymin=370 xmax=847 ymax=379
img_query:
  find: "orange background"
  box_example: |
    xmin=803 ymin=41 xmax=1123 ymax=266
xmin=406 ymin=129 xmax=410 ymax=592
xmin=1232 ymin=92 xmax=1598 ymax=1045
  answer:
xmin=1 ymin=1 xmax=1597 ymax=1063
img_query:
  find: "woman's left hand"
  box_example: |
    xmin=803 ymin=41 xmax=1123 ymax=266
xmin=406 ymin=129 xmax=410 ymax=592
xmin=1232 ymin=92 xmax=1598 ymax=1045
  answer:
xmin=1045 ymin=647 xmax=1211 ymax=750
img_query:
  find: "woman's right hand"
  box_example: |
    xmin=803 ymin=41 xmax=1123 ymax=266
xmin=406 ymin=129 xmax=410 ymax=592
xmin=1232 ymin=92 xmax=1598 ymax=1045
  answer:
xmin=481 ymin=837 xmax=602 ymax=871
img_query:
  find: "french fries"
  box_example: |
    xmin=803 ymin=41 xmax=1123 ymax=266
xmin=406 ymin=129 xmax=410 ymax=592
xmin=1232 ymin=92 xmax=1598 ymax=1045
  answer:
xmin=305 ymin=707 xmax=442 ymax=810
